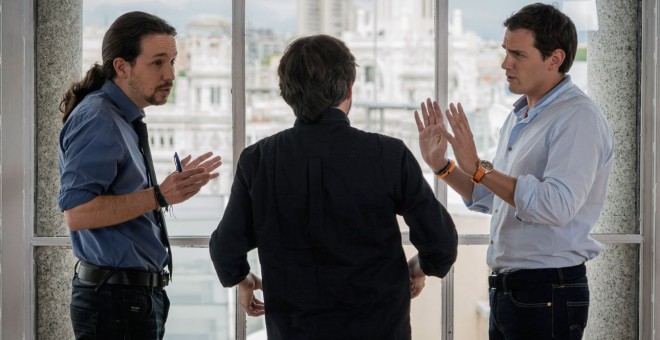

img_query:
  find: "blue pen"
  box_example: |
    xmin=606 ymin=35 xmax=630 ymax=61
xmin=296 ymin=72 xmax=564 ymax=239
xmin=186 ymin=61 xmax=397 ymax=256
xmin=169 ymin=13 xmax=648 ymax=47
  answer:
xmin=174 ymin=152 xmax=183 ymax=172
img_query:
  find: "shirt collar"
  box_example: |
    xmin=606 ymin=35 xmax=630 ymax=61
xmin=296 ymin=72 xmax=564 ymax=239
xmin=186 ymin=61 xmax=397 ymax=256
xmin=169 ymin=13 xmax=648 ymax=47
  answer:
xmin=512 ymin=75 xmax=572 ymax=120
xmin=294 ymin=107 xmax=350 ymax=126
xmin=101 ymin=80 xmax=145 ymax=123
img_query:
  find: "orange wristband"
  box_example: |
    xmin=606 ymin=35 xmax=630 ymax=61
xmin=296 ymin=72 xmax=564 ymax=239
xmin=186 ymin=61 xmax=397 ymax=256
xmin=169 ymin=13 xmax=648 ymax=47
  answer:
xmin=435 ymin=160 xmax=455 ymax=179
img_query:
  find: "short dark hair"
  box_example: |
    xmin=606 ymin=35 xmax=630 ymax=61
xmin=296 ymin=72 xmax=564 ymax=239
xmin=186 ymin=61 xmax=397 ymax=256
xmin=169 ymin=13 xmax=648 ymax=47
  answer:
xmin=278 ymin=35 xmax=357 ymax=123
xmin=504 ymin=3 xmax=577 ymax=74
xmin=60 ymin=11 xmax=176 ymax=122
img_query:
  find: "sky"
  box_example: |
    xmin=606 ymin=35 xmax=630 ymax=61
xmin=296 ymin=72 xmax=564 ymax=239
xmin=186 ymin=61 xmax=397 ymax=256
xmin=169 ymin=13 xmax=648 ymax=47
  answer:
xmin=83 ymin=0 xmax=295 ymax=34
xmin=83 ymin=0 xmax=580 ymax=41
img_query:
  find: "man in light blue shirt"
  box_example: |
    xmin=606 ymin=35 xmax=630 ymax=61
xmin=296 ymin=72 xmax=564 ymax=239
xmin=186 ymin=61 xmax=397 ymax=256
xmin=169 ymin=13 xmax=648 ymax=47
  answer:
xmin=415 ymin=3 xmax=614 ymax=339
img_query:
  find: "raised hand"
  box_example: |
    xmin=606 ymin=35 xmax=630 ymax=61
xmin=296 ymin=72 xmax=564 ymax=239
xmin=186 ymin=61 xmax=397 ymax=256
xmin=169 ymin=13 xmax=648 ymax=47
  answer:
xmin=180 ymin=151 xmax=222 ymax=179
xmin=159 ymin=151 xmax=222 ymax=205
xmin=414 ymin=98 xmax=449 ymax=172
xmin=443 ymin=103 xmax=480 ymax=175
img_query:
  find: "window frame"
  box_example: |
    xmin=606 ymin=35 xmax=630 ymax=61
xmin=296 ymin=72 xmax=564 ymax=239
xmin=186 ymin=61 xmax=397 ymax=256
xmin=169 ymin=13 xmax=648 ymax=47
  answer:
xmin=639 ymin=0 xmax=659 ymax=338
xmin=1 ymin=0 xmax=37 ymax=339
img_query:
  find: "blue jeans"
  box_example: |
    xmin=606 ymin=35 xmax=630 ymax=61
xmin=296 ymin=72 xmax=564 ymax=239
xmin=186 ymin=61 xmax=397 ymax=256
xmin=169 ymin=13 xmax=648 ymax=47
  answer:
xmin=70 ymin=274 xmax=170 ymax=340
xmin=488 ymin=264 xmax=589 ymax=340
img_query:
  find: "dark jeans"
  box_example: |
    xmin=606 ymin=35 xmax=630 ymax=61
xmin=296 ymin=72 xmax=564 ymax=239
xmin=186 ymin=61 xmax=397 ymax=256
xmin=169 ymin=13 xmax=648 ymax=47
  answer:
xmin=70 ymin=274 xmax=170 ymax=340
xmin=488 ymin=264 xmax=589 ymax=340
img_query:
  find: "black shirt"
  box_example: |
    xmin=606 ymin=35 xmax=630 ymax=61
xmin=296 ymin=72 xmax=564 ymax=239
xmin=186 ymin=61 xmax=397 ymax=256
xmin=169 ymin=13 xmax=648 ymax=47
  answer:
xmin=210 ymin=108 xmax=457 ymax=339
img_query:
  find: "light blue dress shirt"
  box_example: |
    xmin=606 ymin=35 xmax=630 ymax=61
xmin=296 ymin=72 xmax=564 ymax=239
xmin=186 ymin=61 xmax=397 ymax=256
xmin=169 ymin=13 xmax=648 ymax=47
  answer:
xmin=467 ymin=76 xmax=615 ymax=272
xmin=58 ymin=80 xmax=168 ymax=272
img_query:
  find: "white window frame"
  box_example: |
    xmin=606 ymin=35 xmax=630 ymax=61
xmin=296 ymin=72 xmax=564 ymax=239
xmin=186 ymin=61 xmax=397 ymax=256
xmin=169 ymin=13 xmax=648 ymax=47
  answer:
xmin=1 ymin=0 xmax=37 ymax=339
xmin=639 ymin=0 xmax=659 ymax=338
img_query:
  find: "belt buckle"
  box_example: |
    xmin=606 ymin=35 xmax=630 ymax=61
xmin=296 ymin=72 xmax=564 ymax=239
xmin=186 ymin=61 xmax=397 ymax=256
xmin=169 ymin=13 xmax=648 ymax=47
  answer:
xmin=488 ymin=274 xmax=497 ymax=288
xmin=160 ymin=271 xmax=170 ymax=288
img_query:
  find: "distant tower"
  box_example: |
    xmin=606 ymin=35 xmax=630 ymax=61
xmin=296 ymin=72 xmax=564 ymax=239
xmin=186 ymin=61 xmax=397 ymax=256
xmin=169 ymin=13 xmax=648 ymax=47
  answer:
xmin=451 ymin=9 xmax=463 ymax=36
xmin=297 ymin=0 xmax=353 ymax=36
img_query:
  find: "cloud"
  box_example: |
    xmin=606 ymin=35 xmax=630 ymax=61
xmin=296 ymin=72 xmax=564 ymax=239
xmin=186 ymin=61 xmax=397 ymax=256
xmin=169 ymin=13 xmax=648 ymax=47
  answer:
xmin=245 ymin=0 xmax=296 ymax=33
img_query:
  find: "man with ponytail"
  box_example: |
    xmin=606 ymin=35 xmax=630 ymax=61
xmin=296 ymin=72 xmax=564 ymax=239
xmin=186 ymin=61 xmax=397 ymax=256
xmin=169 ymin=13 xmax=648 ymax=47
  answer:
xmin=58 ymin=11 xmax=221 ymax=339
xmin=209 ymin=34 xmax=458 ymax=339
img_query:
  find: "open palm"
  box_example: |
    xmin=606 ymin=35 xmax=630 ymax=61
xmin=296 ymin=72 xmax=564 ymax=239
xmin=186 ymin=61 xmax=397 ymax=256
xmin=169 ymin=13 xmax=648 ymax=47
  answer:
xmin=414 ymin=98 xmax=449 ymax=171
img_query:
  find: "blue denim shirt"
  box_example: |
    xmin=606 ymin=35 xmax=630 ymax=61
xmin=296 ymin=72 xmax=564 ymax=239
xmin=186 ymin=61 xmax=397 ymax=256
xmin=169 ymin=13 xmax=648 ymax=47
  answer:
xmin=467 ymin=76 xmax=615 ymax=272
xmin=58 ymin=80 xmax=168 ymax=272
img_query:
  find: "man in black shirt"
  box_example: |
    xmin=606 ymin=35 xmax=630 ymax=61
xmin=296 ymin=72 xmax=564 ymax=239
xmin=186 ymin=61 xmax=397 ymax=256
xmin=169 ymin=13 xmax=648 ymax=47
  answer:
xmin=209 ymin=34 xmax=457 ymax=339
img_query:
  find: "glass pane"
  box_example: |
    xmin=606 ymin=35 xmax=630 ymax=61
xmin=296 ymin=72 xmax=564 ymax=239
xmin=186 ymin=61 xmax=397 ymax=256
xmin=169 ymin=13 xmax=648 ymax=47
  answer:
xmin=452 ymin=245 xmax=490 ymax=340
xmin=165 ymin=247 xmax=233 ymax=340
xmin=405 ymin=245 xmax=443 ymax=338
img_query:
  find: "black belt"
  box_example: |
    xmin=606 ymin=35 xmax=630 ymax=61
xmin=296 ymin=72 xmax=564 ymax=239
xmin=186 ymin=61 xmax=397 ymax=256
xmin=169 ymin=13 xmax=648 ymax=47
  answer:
xmin=488 ymin=263 xmax=586 ymax=291
xmin=76 ymin=261 xmax=169 ymax=290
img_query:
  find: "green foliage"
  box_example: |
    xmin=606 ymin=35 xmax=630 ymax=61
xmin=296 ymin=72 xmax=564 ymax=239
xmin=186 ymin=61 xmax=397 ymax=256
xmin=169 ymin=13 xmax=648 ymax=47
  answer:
xmin=575 ymin=47 xmax=587 ymax=61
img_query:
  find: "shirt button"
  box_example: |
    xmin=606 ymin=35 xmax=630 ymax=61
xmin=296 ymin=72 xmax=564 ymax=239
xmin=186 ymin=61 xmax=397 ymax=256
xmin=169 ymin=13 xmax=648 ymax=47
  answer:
xmin=507 ymin=147 xmax=513 ymax=151
xmin=494 ymin=209 xmax=499 ymax=213
xmin=490 ymin=240 xmax=494 ymax=244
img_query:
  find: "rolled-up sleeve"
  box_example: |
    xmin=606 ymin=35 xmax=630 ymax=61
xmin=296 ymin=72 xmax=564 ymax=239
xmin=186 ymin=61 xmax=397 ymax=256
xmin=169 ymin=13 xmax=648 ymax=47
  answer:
xmin=398 ymin=149 xmax=458 ymax=278
xmin=513 ymin=109 xmax=612 ymax=226
xmin=464 ymin=184 xmax=494 ymax=214
xmin=58 ymin=113 xmax=124 ymax=211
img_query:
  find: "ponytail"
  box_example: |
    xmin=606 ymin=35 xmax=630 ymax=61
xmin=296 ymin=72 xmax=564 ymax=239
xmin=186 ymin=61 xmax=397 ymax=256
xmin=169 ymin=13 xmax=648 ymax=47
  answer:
xmin=59 ymin=63 xmax=106 ymax=123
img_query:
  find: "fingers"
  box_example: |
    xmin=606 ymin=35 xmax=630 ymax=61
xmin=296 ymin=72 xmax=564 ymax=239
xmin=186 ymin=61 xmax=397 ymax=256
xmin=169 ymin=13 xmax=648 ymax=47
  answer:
xmin=432 ymin=100 xmax=444 ymax=125
xmin=180 ymin=154 xmax=192 ymax=168
xmin=240 ymin=295 xmax=265 ymax=317
xmin=252 ymin=273 xmax=263 ymax=290
xmin=420 ymin=100 xmax=431 ymax=127
xmin=409 ymin=277 xmax=426 ymax=299
xmin=179 ymin=152 xmax=222 ymax=174
xmin=426 ymin=98 xmax=437 ymax=125
xmin=160 ymin=168 xmax=214 ymax=204
xmin=444 ymin=104 xmax=462 ymax=138
xmin=414 ymin=111 xmax=424 ymax=133
xmin=416 ymin=98 xmax=444 ymax=131
xmin=200 ymin=156 xmax=222 ymax=172
xmin=244 ymin=297 xmax=266 ymax=317
xmin=449 ymin=102 xmax=474 ymax=140
xmin=185 ymin=151 xmax=215 ymax=169
xmin=410 ymin=287 xmax=419 ymax=299
xmin=425 ymin=98 xmax=435 ymax=125
xmin=238 ymin=275 xmax=265 ymax=317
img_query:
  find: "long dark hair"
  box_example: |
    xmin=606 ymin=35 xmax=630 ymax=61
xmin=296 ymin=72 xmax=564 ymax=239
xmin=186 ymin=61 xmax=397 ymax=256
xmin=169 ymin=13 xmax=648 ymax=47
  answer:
xmin=504 ymin=3 xmax=577 ymax=74
xmin=278 ymin=34 xmax=357 ymax=123
xmin=60 ymin=11 xmax=176 ymax=123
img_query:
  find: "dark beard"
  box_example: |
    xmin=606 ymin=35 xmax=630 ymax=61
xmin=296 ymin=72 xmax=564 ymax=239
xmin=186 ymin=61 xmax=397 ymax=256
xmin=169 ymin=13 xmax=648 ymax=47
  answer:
xmin=128 ymin=79 xmax=171 ymax=106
